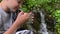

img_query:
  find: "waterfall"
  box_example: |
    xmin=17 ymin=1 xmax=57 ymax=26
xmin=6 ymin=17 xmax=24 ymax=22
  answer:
xmin=40 ymin=11 xmax=48 ymax=34
xmin=37 ymin=8 xmax=48 ymax=34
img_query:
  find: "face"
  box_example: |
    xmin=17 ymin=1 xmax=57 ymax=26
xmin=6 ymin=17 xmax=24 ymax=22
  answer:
xmin=6 ymin=0 xmax=23 ymax=12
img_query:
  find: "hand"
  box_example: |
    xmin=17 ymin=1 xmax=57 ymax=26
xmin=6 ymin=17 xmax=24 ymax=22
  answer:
xmin=29 ymin=12 xmax=34 ymax=23
xmin=15 ymin=11 xmax=30 ymax=25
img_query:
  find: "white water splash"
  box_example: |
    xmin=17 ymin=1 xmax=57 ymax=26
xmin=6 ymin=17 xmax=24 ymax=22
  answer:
xmin=40 ymin=11 xmax=48 ymax=34
xmin=36 ymin=8 xmax=48 ymax=34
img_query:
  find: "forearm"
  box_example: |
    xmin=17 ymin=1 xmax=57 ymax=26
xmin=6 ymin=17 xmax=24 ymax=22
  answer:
xmin=3 ymin=12 xmax=29 ymax=34
xmin=4 ymin=22 xmax=18 ymax=34
xmin=3 ymin=19 xmax=24 ymax=34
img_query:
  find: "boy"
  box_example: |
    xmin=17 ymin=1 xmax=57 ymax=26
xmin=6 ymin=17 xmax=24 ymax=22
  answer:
xmin=0 ymin=0 xmax=34 ymax=34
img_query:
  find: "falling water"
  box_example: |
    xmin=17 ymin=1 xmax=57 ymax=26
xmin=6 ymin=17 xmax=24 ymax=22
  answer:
xmin=40 ymin=11 xmax=48 ymax=34
xmin=37 ymin=8 xmax=48 ymax=34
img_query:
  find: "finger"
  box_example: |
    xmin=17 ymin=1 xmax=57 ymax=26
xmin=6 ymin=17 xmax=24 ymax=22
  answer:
xmin=32 ymin=13 xmax=34 ymax=16
xmin=32 ymin=17 xmax=34 ymax=19
xmin=32 ymin=19 xmax=34 ymax=22
xmin=24 ymin=13 xmax=29 ymax=17
xmin=18 ymin=12 xmax=24 ymax=16
xmin=20 ymin=11 xmax=24 ymax=15
xmin=29 ymin=12 xmax=32 ymax=15
xmin=24 ymin=13 xmax=29 ymax=15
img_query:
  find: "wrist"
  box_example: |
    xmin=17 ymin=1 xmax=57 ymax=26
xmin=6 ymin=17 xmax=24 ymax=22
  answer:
xmin=14 ymin=18 xmax=25 ymax=27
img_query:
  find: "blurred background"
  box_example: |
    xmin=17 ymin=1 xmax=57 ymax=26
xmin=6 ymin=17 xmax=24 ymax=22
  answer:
xmin=0 ymin=0 xmax=60 ymax=34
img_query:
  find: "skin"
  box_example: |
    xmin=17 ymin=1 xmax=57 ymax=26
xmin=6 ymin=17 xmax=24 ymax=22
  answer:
xmin=0 ymin=0 xmax=34 ymax=34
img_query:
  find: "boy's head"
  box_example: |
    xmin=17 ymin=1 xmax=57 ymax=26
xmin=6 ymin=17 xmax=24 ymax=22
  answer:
xmin=2 ymin=0 xmax=24 ymax=12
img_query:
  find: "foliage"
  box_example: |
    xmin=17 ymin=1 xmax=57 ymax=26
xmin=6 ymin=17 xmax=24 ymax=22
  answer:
xmin=22 ymin=0 xmax=60 ymax=34
xmin=53 ymin=10 xmax=60 ymax=34
xmin=0 ymin=0 xmax=1 ymax=2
